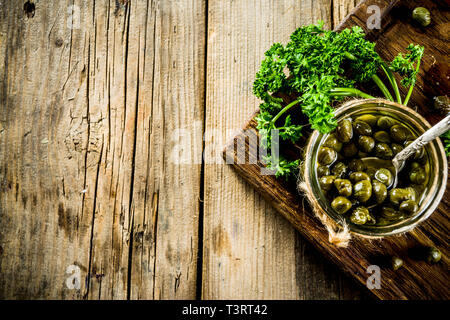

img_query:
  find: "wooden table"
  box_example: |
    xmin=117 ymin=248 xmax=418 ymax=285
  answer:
xmin=0 ymin=0 xmax=370 ymax=299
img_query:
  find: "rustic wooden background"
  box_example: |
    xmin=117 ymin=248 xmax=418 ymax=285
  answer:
xmin=0 ymin=0 xmax=371 ymax=299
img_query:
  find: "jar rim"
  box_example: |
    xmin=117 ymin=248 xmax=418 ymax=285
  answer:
xmin=304 ymin=99 xmax=448 ymax=237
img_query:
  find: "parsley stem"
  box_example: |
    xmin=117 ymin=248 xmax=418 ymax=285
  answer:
xmin=343 ymin=52 xmax=393 ymax=101
xmin=330 ymin=88 xmax=375 ymax=99
xmin=380 ymin=62 xmax=402 ymax=104
xmin=271 ymin=99 xmax=301 ymax=124
xmin=402 ymin=59 xmax=421 ymax=106
xmin=372 ymin=74 xmax=394 ymax=101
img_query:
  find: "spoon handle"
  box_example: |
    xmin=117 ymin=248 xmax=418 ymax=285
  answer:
xmin=393 ymin=113 xmax=450 ymax=169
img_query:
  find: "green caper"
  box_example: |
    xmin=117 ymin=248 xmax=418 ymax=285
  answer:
xmin=399 ymin=200 xmax=418 ymax=215
xmin=373 ymin=131 xmax=391 ymax=143
xmin=317 ymin=165 xmax=330 ymax=178
xmin=410 ymin=162 xmax=420 ymax=170
xmin=318 ymin=147 xmax=337 ymax=165
xmin=412 ymin=7 xmax=431 ymax=27
xmin=374 ymin=143 xmax=393 ymax=159
xmin=348 ymin=159 xmax=365 ymax=172
xmin=336 ymin=119 xmax=353 ymax=143
xmin=342 ymin=143 xmax=358 ymax=158
xmin=331 ymin=162 xmax=347 ymax=178
xmin=331 ymin=196 xmax=353 ymax=214
xmin=353 ymin=120 xmax=372 ymax=136
xmin=389 ymin=187 xmax=417 ymax=205
xmin=350 ymin=207 xmax=370 ymax=225
xmin=425 ymin=247 xmax=441 ymax=264
xmin=324 ymin=133 xmax=343 ymax=152
xmin=409 ymin=166 xmax=427 ymax=184
xmin=433 ymin=95 xmax=450 ymax=114
xmin=390 ymin=124 xmax=411 ymax=143
xmin=353 ymin=180 xmax=372 ymax=203
xmin=374 ymin=168 xmax=393 ymax=186
xmin=404 ymin=140 xmax=425 ymax=159
xmin=377 ymin=116 xmax=397 ymax=130
xmin=355 ymin=114 xmax=378 ymax=127
xmin=372 ymin=180 xmax=388 ymax=204
xmin=349 ymin=171 xmax=371 ymax=183
xmin=334 ymin=179 xmax=352 ymax=197
xmin=391 ymin=143 xmax=403 ymax=156
xmin=319 ymin=175 xmax=336 ymax=191
xmin=358 ymin=136 xmax=375 ymax=153
xmin=391 ymin=256 xmax=404 ymax=271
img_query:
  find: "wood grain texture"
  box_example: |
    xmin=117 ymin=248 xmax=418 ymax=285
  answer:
xmin=0 ymin=0 xmax=204 ymax=299
xmin=223 ymin=0 xmax=450 ymax=300
xmin=202 ymin=0 xmax=366 ymax=300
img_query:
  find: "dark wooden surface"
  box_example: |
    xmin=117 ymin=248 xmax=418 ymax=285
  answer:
xmin=224 ymin=0 xmax=449 ymax=300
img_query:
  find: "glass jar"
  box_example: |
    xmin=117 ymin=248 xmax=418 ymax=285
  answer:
xmin=303 ymin=99 xmax=448 ymax=238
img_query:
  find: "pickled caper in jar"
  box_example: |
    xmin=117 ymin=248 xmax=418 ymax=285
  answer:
xmin=318 ymin=147 xmax=337 ymax=165
xmin=331 ymin=196 xmax=353 ymax=214
xmin=372 ymin=180 xmax=387 ymax=204
xmin=319 ymin=175 xmax=336 ymax=191
xmin=377 ymin=116 xmax=397 ymax=130
xmin=348 ymin=159 xmax=365 ymax=172
xmin=331 ymin=162 xmax=347 ymax=178
xmin=336 ymin=119 xmax=353 ymax=143
xmin=358 ymin=135 xmax=375 ymax=153
xmin=350 ymin=207 xmax=370 ymax=225
xmin=374 ymin=143 xmax=393 ymax=159
xmin=412 ymin=7 xmax=431 ymax=27
xmin=391 ymin=143 xmax=403 ymax=156
xmin=374 ymin=168 xmax=393 ymax=186
xmin=399 ymin=199 xmax=418 ymax=215
xmin=317 ymin=165 xmax=330 ymax=178
xmin=342 ymin=143 xmax=358 ymax=158
xmin=324 ymin=133 xmax=343 ymax=152
xmin=390 ymin=124 xmax=411 ymax=143
xmin=373 ymin=131 xmax=391 ymax=143
xmin=349 ymin=171 xmax=370 ymax=183
xmin=353 ymin=120 xmax=372 ymax=136
xmin=355 ymin=114 xmax=378 ymax=127
xmin=334 ymin=179 xmax=352 ymax=197
xmin=389 ymin=187 xmax=416 ymax=206
xmin=353 ymin=180 xmax=372 ymax=203
xmin=409 ymin=166 xmax=427 ymax=184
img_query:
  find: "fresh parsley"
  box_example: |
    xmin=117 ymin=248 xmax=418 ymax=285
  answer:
xmin=254 ymin=21 xmax=424 ymax=179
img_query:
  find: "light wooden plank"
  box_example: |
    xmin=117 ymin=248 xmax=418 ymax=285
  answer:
xmin=129 ymin=0 xmax=205 ymax=300
xmin=0 ymin=0 xmax=92 ymax=299
xmin=0 ymin=0 xmax=205 ymax=299
xmin=203 ymin=0 xmax=361 ymax=300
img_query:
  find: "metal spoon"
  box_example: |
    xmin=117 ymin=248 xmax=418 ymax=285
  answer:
xmin=362 ymin=113 xmax=450 ymax=189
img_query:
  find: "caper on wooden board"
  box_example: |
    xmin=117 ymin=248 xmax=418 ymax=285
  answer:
xmin=316 ymin=113 xmax=430 ymax=226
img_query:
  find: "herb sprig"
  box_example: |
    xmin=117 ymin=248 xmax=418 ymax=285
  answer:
xmin=254 ymin=22 xmax=424 ymax=179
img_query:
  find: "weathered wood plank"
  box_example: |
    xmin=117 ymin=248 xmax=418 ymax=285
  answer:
xmin=0 ymin=0 xmax=92 ymax=299
xmin=202 ymin=0 xmax=365 ymax=300
xmin=0 ymin=0 xmax=205 ymax=299
xmin=129 ymin=0 xmax=205 ymax=300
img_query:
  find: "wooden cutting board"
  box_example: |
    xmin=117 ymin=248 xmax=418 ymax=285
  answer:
xmin=223 ymin=0 xmax=449 ymax=300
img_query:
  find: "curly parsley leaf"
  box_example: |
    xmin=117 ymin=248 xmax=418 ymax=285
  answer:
xmin=390 ymin=44 xmax=424 ymax=87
